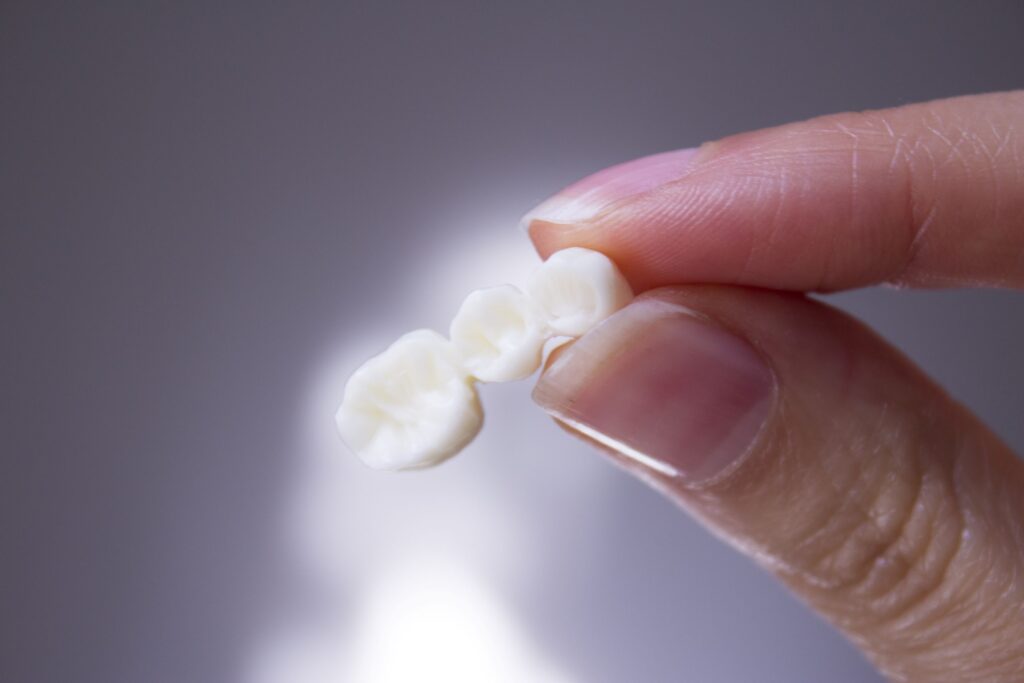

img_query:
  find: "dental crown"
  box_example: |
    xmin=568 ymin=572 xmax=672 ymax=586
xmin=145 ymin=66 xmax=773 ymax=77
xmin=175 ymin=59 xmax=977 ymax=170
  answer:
xmin=336 ymin=247 xmax=633 ymax=470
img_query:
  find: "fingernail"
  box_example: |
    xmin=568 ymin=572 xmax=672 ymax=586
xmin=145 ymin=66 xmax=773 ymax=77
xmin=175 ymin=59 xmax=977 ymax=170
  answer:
xmin=532 ymin=299 xmax=775 ymax=484
xmin=519 ymin=147 xmax=701 ymax=231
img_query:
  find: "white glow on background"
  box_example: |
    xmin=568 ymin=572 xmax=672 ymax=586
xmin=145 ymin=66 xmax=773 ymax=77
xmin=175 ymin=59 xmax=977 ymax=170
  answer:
xmin=246 ymin=220 xmax=596 ymax=682
xmin=408 ymin=227 xmax=541 ymax=324
xmin=346 ymin=559 xmax=571 ymax=683
xmin=247 ymin=559 xmax=571 ymax=683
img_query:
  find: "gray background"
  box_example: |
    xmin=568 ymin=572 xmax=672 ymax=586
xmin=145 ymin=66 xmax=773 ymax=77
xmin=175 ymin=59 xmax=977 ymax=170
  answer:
xmin=3 ymin=2 xmax=1023 ymax=682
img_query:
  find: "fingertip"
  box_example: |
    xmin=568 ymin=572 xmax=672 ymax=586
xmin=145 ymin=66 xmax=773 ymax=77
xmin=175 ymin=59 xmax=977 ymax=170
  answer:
xmin=521 ymin=147 xmax=704 ymax=256
xmin=523 ymin=92 xmax=1024 ymax=292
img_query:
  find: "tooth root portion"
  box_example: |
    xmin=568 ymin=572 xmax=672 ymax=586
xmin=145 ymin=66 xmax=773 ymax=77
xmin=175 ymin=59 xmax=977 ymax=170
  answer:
xmin=450 ymin=284 xmax=546 ymax=382
xmin=526 ymin=247 xmax=634 ymax=337
xmin=335 ymin=330 xmax=482 ymax=471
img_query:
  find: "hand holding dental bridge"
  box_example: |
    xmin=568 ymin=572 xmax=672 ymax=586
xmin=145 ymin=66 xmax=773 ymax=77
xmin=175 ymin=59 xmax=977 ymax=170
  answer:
xmin=339 ymin=92 xmax=1024 ymax=682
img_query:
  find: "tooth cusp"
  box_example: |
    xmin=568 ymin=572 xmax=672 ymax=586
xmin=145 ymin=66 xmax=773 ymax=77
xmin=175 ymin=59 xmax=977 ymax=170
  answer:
xmin=335 ymin=329 xmax=483 ymax=471
xmin=450 ymin=284 xmax=546 ymax=382
xmin=526 ymin=247 xmax=633 ymax=337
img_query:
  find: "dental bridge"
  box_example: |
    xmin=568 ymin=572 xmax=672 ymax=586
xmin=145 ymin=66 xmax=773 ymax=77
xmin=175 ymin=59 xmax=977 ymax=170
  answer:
xmin=336 ymin=248 xmax=634 ymax=470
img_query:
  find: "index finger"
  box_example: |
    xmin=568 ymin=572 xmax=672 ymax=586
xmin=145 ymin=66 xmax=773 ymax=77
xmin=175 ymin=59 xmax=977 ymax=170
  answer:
xmin=522 ymin=91 xmax=1024 ymax=293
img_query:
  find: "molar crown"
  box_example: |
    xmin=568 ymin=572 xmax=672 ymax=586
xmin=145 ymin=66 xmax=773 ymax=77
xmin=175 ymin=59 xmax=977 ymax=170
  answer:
xmin=450 ymin=284 xmax=547 ymax=383
xmin=335 ymin=330 xmax=482 ymax=471
xmin=336 ymin=248 xmax=633 ymax=470
xmin=526 ymin=247 xmax=634 ymax=337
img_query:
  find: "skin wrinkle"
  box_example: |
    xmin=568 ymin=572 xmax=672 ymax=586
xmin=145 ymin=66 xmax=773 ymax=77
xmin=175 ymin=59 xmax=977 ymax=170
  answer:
xmin=970 ymin=129 xmax=996 ymax=168
xmin=761 ymin=146 xmax=839 ymax=291
xmin=828 ymin=124 xmax=861 ymax=292
xmin=804 ymin=404 xmax=926 ymax=593
xmin=733 ymin=172 xmax=774 ymax=287
xmin=844 ymin=451 xmax=929 ymax=604
xmin=779 ymin=412 xmax=1002 ymax=680
xmin=882 ymin=127 xmax=921 ymax=291
xmin=769 ymin=100 xmax=1020 ymax=290
xmin=890 ymin=470 xmax=947 ymax=605
xmin=969 ymin=588 xmax=1023 ymax=677
xmin=901 ymin=102 xmax=1024 ymax=287
xmin=727 ymin=112 xmax=942 ymax=291
xmin=791 ymin=393 xmax=898 ymax=584
xmin=723 ymin=370 xmax=1010 ymax=682
xmin=963 ymin=434 xmax=1024 ymax=650
xmin=805 ymin=418 xmax=972 ymax=681
xmin=990 ymin=120 xmax=1014 ymax=160
xmin=851 ymin=522 xmax=921 ymax=621
xmin=921 ymin=122 xmax=965 ymax=170
xmin=825 ymin=112 xmax=932 ymax=288
xmin=880 ymin=430 xmax=1022 ymax=680
xmin=783 ymin=453 xmax=852 ymax=586
xmin=717 ymin=293 xmax=1008 ymax=679
xmin=895 ymin=132 xmax=940 ymax=284
xmin=738 ymin=171 xmax=784 ymax=287
xmin=869 ymin=470 xmax=963 ymax=632
xmin=987 ymin=122 xmax=1021 ymax=243
xmin=1011 ymin=121 xmax=1023 ymax=170
xmin=864 ymin=525 xmax=952 ymax=679
xmin=906 ymin=204 xmax=939 ymax=262
xmin=834 ymin=122 xmax=861 ymax=213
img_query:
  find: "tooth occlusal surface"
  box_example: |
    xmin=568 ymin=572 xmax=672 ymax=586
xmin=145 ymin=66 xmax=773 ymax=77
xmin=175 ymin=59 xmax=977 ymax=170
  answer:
xmin=450 ymin=284 xmax=546 ymax=382
xmin=335 ymin=329 xmax=483 ymax=471
xmin=526 ymin=247 xmax=634 ymax=337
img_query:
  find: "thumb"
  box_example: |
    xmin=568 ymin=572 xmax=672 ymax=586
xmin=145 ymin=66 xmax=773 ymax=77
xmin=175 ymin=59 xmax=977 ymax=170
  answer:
xmin=534 ymin=286 xmax=1024 ymax=682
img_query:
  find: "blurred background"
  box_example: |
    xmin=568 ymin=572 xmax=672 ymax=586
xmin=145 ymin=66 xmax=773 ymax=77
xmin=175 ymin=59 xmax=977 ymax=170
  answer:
xmin=3 ymin=2 xmax=1023 ymax=681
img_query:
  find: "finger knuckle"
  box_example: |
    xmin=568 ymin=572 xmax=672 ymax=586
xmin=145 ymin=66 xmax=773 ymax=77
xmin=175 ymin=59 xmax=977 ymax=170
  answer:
xmin=800 ymin=410 xmax=971 ymax=627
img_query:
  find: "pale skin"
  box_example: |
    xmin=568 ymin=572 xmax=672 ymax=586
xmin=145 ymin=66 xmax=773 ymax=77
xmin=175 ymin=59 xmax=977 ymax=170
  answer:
xmin=522 ymin=91 xmax=1024 ymax=682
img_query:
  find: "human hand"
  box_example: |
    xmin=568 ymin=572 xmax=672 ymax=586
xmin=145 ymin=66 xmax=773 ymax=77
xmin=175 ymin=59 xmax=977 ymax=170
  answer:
xmin=522 ymin=91 xmax=1024 ymax=682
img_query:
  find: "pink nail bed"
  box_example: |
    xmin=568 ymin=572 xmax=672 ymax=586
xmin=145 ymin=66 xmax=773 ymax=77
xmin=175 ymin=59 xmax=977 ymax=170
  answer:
xmin=533 ymin=300 xmax=775 ymax=484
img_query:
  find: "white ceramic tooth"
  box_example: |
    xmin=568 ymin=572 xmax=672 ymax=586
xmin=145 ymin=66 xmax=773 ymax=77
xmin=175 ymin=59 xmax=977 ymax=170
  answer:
xmin=526 ymin=247 xmax=633 ymax=337
xmin=335 ymin=329 xmax=482 ymax=471
xmin=450 ymin=284 xmax=547 ymax=382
